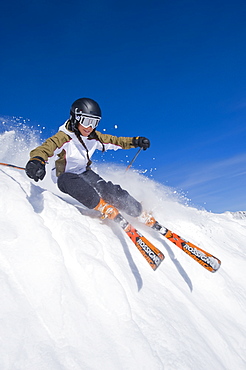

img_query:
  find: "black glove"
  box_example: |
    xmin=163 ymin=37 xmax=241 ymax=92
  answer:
xmin=25 ymin=156 xmax=46 ymax=182
xmin=132 ymin=136 xmax=150 ymax=150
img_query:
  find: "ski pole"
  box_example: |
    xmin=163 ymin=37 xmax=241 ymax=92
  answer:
xmin=125 ymin=147 xmax=143 ymax=172
xmin=0 ymin=162 xmax=25 ymax=170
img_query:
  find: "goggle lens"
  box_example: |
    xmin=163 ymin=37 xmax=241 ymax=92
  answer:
xmin=78 ymin=115 xmax=100 ymax=129
xmin=75 ymin=108 xmax=101 ymax=129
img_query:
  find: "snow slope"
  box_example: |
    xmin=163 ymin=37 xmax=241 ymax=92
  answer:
xmin=0 ymin=126 xmax=246 ymax=370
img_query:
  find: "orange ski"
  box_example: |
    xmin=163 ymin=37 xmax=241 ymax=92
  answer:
xmin=114 ymin=214 xmax=164 ymax=271
xmin=139 ymin=213 xmax=221 ymax=272
xmin=163 ymin=229 xmax=221 ymax=272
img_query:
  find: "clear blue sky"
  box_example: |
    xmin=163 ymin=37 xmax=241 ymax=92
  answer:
xmin=1 ymin=0 xmax=246 ymax=213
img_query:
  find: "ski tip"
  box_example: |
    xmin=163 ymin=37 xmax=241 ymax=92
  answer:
xmin=210 ymin=259 xmax=221 ymax=273
xmin=151 ymin=252 xmax=165 ymax=271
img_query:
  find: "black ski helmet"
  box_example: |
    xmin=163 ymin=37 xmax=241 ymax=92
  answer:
xmin=70 ymin=97 xmax=102 ymax=131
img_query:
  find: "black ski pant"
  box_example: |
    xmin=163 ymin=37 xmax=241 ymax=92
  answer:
xmin=57 ymin=169 xmax=142 ymax=217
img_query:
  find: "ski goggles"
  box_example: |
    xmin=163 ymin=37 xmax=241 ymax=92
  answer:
xmin=75 ymin=109 xmax=101 ymax=129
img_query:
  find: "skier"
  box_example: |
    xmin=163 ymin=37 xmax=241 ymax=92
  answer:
xmin=24 ymin=97 xmax=221 ymax=272
xmin=25 ymin=97 xmax=150 ymax=220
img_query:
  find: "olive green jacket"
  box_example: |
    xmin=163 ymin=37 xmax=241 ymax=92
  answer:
xmin=30 ymin=120 xmax=135 ymax=177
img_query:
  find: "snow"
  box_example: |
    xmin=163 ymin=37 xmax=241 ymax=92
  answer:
xmin=0 ymin=126 xmax=246 ymax=370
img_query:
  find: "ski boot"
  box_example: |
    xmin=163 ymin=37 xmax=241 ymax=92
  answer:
xmin=94 ymin=198 xmax=119 ymax=220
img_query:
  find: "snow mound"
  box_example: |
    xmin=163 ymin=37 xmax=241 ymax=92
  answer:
xmin=0 ymin=120 xmax=246 ymax=369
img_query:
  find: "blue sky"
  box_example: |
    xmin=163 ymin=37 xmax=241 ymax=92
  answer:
xmin=1 ymin=0 xmax=246 ymax=213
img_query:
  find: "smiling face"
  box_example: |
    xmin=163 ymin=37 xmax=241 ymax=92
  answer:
xmin=74 ymin=111 xmax=100 ymax=136
xmin=78 ymin=124 xmax=94 ymax=137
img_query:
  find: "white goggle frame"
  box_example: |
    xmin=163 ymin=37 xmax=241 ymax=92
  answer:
xmin=75 ymin=108 xmax=101 ymax=129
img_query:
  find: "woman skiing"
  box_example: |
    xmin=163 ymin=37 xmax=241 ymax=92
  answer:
xmin=25 ymin=97 xmax=150 ymax=219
